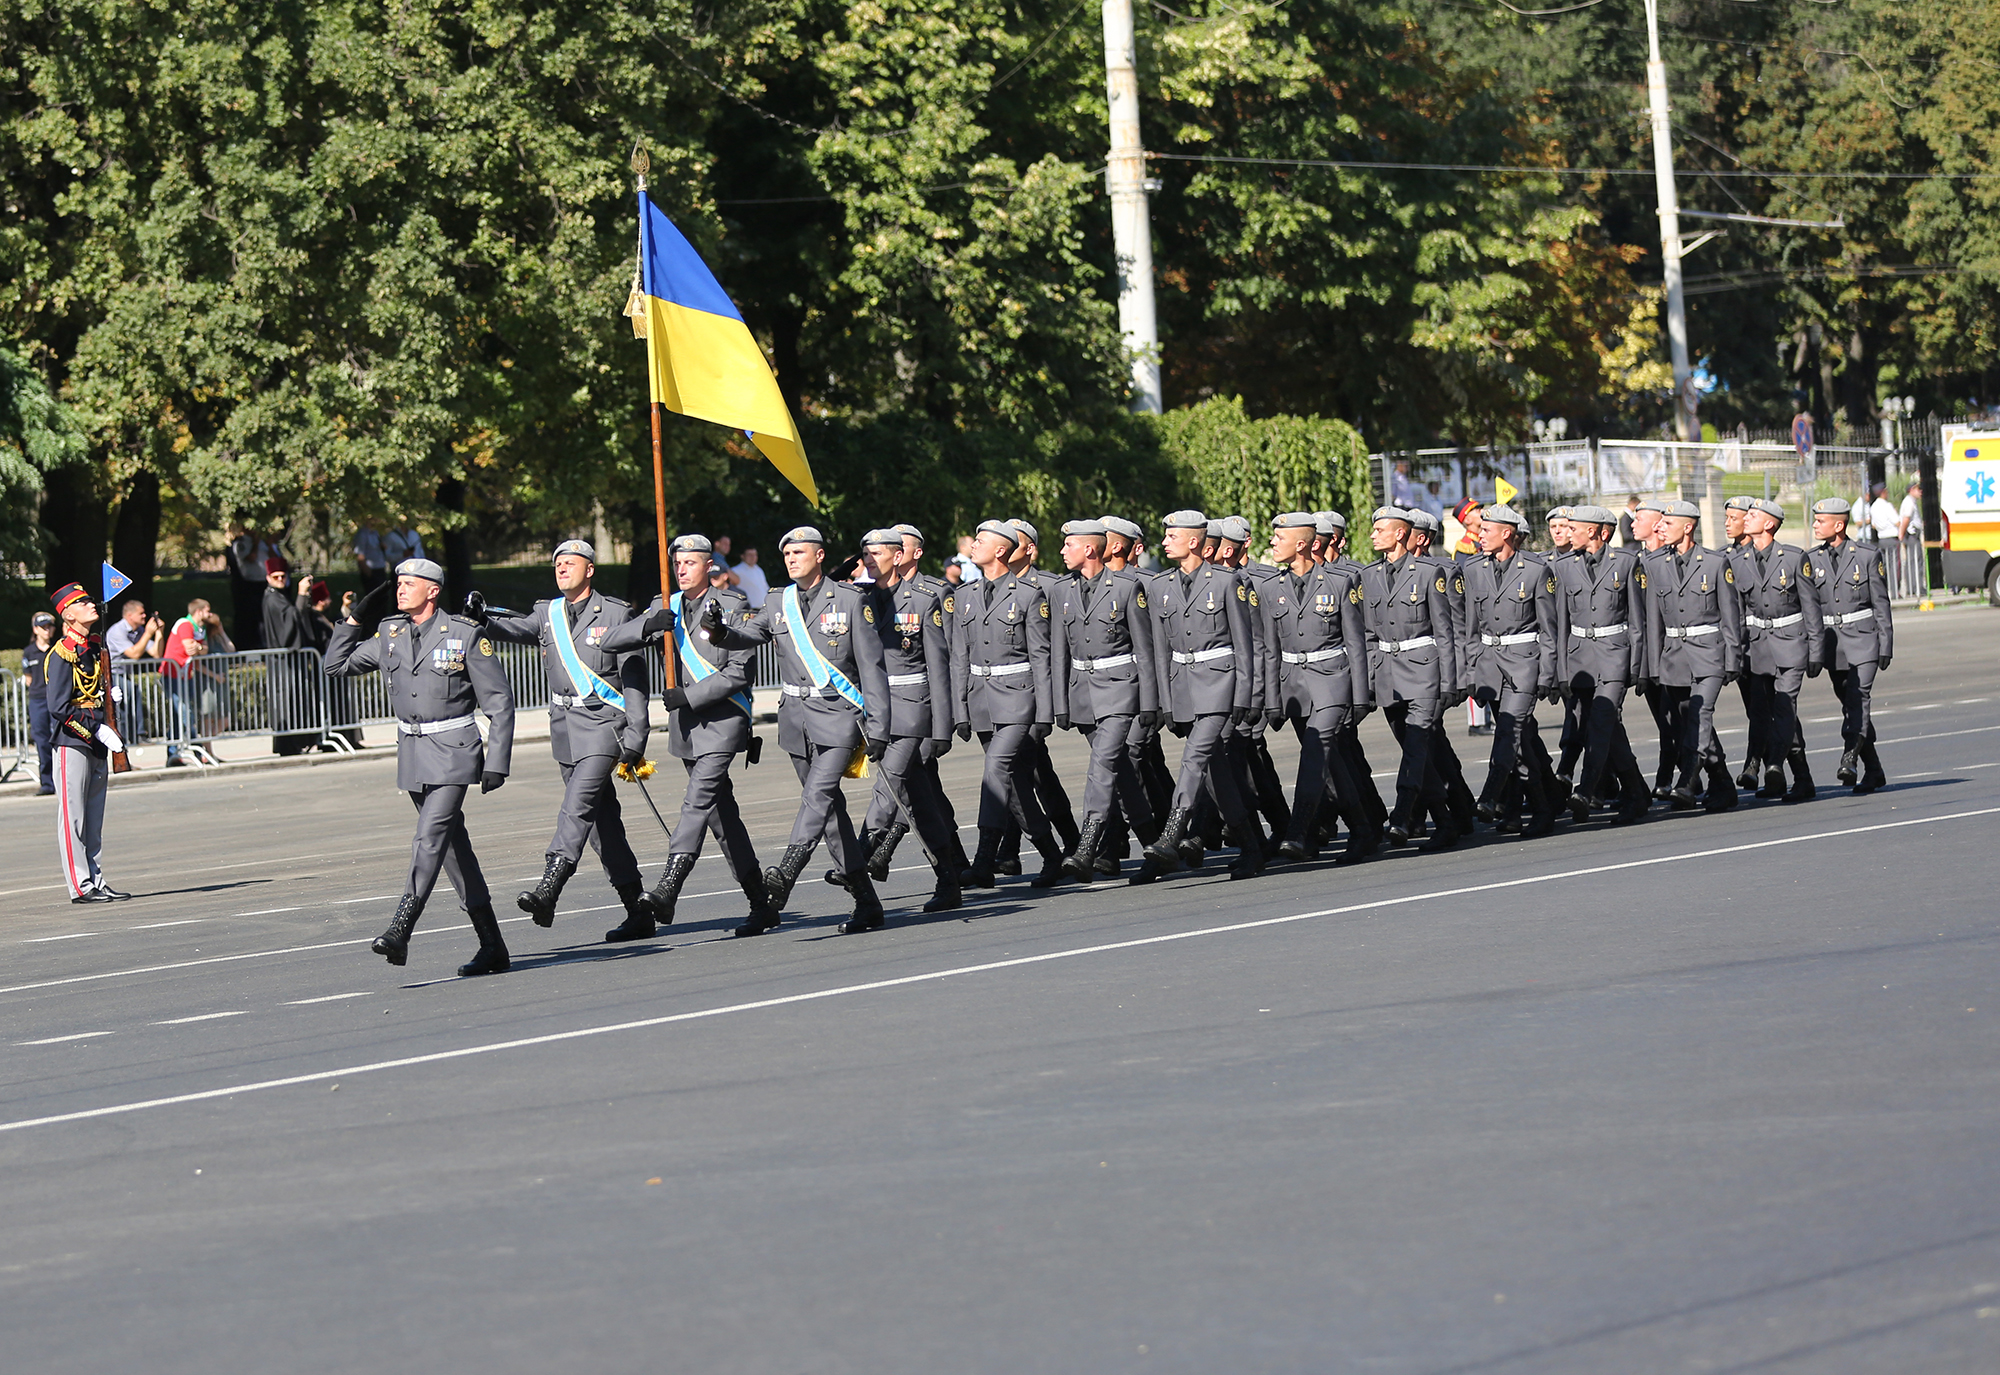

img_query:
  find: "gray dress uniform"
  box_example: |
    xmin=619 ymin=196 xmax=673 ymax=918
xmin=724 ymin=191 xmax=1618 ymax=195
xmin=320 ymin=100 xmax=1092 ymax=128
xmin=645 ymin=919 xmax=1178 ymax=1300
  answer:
xmin=1550 ymin=539 xmax=1649 ymax=811
xmin=323 ymin=607 xmax=515 ymax=916
xmin=1257 ymin=548 xmax=1373 ymax=855
xmin=1460 ymin=544 xmax=1559 ymax=818
xmin=1641 ymin=538 xmax=1742 ymax=802
xmin=1145 ymin=556 xmax=1260 ymax=846
xmin=482 ymin=591 xmax=649 ymax=888
xmin=1725 ymin=527 xmax=1823 ymax=797
xmin=858 ymin=571 xmax=962 ymax=878
xmin=1808 ymin=526 xmax=1894 ymax=790
xmin=1359 ymin=545 xmax=1461 ymax=836
xmin=1052 ymin=563 xmax=1159 ymax=836
xmin=1009 ymin=564 xmax=1083 ymax=858
xmin=949 ymin=566 xmax=1059 ymax=851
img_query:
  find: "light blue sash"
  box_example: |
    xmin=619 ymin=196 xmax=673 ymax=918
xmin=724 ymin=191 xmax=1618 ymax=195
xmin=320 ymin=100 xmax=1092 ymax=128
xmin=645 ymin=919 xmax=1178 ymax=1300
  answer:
xmin=548 ymin=597 xmax=625 ymax=709
xmin=781 ymin=584 xmax=865 ymax=711
xmin=671 ymin=592 xmax=753 ymax=718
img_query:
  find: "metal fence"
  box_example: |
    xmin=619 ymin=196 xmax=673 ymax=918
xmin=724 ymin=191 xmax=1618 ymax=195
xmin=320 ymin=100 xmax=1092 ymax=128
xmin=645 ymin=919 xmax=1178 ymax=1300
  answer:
xmin=1 ymin=669 xmax=36 ymax=784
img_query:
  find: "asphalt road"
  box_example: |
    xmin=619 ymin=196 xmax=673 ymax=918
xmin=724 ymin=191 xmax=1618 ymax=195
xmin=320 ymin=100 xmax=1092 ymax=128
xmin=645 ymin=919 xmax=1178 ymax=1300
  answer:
xmin=3 ymin=604 xmax=1997 ymax=1374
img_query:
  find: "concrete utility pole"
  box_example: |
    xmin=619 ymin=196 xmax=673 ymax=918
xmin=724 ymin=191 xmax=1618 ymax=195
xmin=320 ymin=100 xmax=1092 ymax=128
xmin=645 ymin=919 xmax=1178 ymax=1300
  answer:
xmin=1643 ymin=0 xmax=1695 ymax=442
xmin=1102 ymin=0 xmax=1161 ymax=413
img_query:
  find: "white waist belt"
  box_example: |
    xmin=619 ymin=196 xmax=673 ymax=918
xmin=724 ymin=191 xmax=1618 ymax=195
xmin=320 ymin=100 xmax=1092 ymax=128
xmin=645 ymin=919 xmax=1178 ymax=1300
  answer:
xmin=1826 ymin=608 xmax=1875 ymax=626
xmin=1569 ymin=623 xmax=1627 ymax=639
xmin=780 ymin=682 xmax=841 ymax=698
xmin=969 ymin=662 xmax=1032 ymax=678
xmin=399 ymin=713 xmax=476 ymax=736
xmin=886 ymin=672 xmax=928 ymax=687
xmin=1171 ymin=647 xmax=1235 ymax=665
xmin=1744 ymin=613 xmax=1803 ymax=630
xmin=1072 ymin=653 xmax=1136 ymax=672
xmin=1281 ymin=647 xmax=1346 ymax=665
xmin=1664 ymin=624 xmax=1720 ymax=639
xmin=1379 ymin=636 xmax=1436 ymax=653
xmin=1480 ymin=632 xmax=1540 ymax=647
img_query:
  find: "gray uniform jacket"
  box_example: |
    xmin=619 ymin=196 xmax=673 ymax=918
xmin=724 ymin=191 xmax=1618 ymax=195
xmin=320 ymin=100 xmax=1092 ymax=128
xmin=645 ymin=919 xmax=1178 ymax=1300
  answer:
xmin=1237 ymin=562 xmax=1283 ymax=719
xmin=324 ymin=612 xmax=514 ymax=791
xmin=1360 ymin=554 xmax=1460 ymax=702
xmin=1052 ymin=567 xmax=1159 ymax=725
xmin=1551 ymin=547 xmax=1648 ymax=684
xmin=482 ymin=594 xmax=649 ymax=765
xmin=867 ymin=577 xmax=954 ymax=740
xmin=950 ymin=572 xmax=1053 ymax=730
xmin=1148 ymin=563 xmax=1259 ymax=721
xmin=709 ymin=577 xmax=891 ymax=753
xmin=1641 ymin=545 xmax=1743 ymax=685
xmin=1461 ymin=550 xmax=1559 ymax=693
xmin=1725 ymin=544 xmax=1824 ymax=676
xmin=1808 ymin=538 xmax=1893 ymax=667
xmin=1257 ymin=563 xmax=1371 ymax=711
xmin=599 ymin=588 xmax=756 ymax=760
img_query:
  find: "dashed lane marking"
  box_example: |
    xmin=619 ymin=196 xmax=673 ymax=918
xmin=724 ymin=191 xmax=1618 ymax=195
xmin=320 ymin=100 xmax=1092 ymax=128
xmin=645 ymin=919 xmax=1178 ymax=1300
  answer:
xmin=155 ymin=1011 xmax=251 ymax=1025
xmin=17 ymin=1031 xmax=113 ymax=1046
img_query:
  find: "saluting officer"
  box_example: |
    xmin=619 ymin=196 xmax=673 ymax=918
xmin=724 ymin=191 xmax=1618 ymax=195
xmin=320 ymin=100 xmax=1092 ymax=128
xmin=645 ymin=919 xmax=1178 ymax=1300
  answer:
xmin=701 ymin=525 xmax=894 ymax=934
xmin=1358 ymin=508 xmax=1462 ymax=850
xmin=1549 ymin=505 xmax=1653 ymax=823
xmin=951 ymin=520 xmax=1065 ymax=888
xmin=594 ymin=534 xmax=773 ymax=940
xmin=474 ymin=540 xmax=650 ymax=933
xmin=1807 ymin=496 xmax=1894 ymax=793
xmin=324 ymin=559 xmax=515 ymax=975
xmin=1460 ymin=503 xmax=1562 ymax=837
xmin=1133 ymin=509 xmax=1267 ymax=883
xmin=1727 ymin=499 xmax=1823 ymax=801
xmin=44 ymin=583 xmax=130 ymax=903
xmin=1259 ymin=513 xmax=1376 ymax=864
xmin=1049 ymin=518 xmax=1159 ymax=881
xmin=1642 ymin=501 xmax=1742 ymax=811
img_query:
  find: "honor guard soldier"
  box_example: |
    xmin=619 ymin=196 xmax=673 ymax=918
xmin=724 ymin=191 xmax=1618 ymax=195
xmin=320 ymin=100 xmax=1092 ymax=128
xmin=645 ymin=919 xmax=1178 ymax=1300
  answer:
xmin=473 ymin=540 xmax=650 ymax=933
xmin=950 ymin=520 xmax=1066 ymax=888
xmin=1132 ymin=509 xmax=1267 ymax=883
xmin=1100 ymin=514 xmax=1174 ymax=866
xmin=1403 ymin=507 xmax=1480 ymax=833
xmin=995 ymin=518 xmax=1082 ymax=871
xmin=1215 ymin=515 xmax=1292 ymax=852
xmin=1727 ymin=499 xmax=1823 ymax=801
xmin=324 ymin=558 xmax=516 ymax=975
xmin=1807 ymin=497 xmax=1894 ymax=793
xmin=701 ymin=525 xmax=894 ymax=934
xmin=845 ymin=528 xmax=966 ymax=912
xmin=1358 ymin=508 xmax=1462 ymax=850
xmin=44 ymin=583 xmax=130 ymax=902
xmin=594 ymin=534 xmax=774 ymax=940
xmin=1720 ymin=494 xmax=1766 ymax=787
xmin=1642 ymin=501 xmax=1742 ymax=811
xmin=1258 ymin=513 xmax=1376 ymax=863
xmin=1049 ymin=518 xmax=1160 ymax=881
xmin=1318 ymin=511 xmax=1390 ymax=839
xmin=892 ymin=522 xmax=962 ymax=842
xmin=1629 ymin=497 xmax=1679 ymax=795
xmin=1549 ymin=505 xmax=1653 ymax=823
xmin=1460 ymin=503 xmax=1562 ymax=836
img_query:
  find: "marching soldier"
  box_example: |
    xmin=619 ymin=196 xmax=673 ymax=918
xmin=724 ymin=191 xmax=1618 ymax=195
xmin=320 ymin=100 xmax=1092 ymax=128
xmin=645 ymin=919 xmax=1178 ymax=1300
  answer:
xmin=473 ymin=540 xmax=650 ymax=933
xmin=1215 ymin=515 xmax=1291 ymax=851
xmin=1721 ymin=494 xmax=1768 ymax=788
xmin=1049 ymin=518 xmax=1160 ymax=881
xmin=1807 ymin=497 xmax=1894 ymax=793
xmin=1133 ymin=509 xmax=1267 ymax=883
xmin=324 ymin=559 xmax=515 ymax=975
xmin=1460 ymin=503 xmax=1561 ymax=836
xmin=1101 ymin=514 xmax=1173 ymax=868
xmin=1404 ymin=508 xmax=1480 ymax=834
xmin=700 ymin=526 xmax=894 ymax=934
xmin=593 ymin=534 xmax=775 ymax=940
xmin=950 ymin=520 xmax=1066 ymax=887
xmin=1258 ymin=513 xmax=1376 ymax=863
xmin=44 ymin=583 xmax=130 ymax=903
xmin=1549 ymin=505 xmax=1653 ymax=824
xmin=1358 ymin=508 xmax=1461 ymax=850
xmin=1642 ymin=501 xmax=1741 ymax=811
xmin=1726 ymin=499 xmax=1823 ymax=801
xmin=1317 ymin=510 xmax=1389 ymax=840
xmin=995 ymin=519 xmax=1082 ymax=872
xmin=1629 ymin=497 xmax=1679 ymax=795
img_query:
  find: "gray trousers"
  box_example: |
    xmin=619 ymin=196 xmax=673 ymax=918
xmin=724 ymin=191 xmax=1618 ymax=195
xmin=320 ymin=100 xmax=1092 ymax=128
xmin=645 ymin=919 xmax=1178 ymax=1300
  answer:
xmin=669 ymin=752 xmax=761 ymax=884
xmin=863 ymin=736 xmax=963 ymax=867
xmin=1282 ymin=707 xmax=1361 ymax=847
xmin=1830 ymin=661 xmax=1879 ymax=747
xmin=1169 ymin=713 xmax=1250 ymax=824
xmin=863 ymin=738 xmax=958 ymax=835
xmin=788 ymin=739 xmax=867 ymax=873
xmin=405 ymin=783 xmax=490 ymax=912
xmin=549 ymin=753 xmax=641 ymax=887
xmin=1473 ymin=681 xmax=1541 ymax=804
xmin=54 ymin=745 xmax=107 ymax=897
xmin=1078 ymin=715 xmax=1153 ymax=835
xmin=976 ymin=723 xmax=1053 ymax=843
xmin=1666 ymin=676 xmax=1727 ymax=780
xmin=1565 ymin=671 xmax=1637 ymax=802
xmin=1383 ymin=696 xmax=1451 ymax=826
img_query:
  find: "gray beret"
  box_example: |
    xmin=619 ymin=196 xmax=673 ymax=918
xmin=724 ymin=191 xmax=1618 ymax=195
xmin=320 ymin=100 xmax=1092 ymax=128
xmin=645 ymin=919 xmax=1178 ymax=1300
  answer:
xmin=1407 ymin=509 xmax=1441 ymax=533
xmin=1482 ymin=503 xmax=1529 ymax=532
xmin=553 ymin=538 xmax=597 ymax=563
xmin=1724 ymin=494 xmax=1755 ymax=512
xmin=779 ymin=525 xmax=826 ymax=549
xmin=1371 ymin=506 xmax=1413 ymax=524
xmin=1204 ymin=518 xmax=1226 ymax=538
xmin=1007 ymin=518 xmax=1039 ymax=545
xmin=892 ymin=522 xmax=924 ymax=543
xmin=1061 ymin=518 xmax=1108 ymax=538
xmin=976 ymin=519 xmax=1020 ymax=546
xmin=1568 ymin=504 xmax=1617 ymax=526
xmin=1545 ymin=505 xmax=1571 ymax=523
xmin=1812 ymin=497 xmax=1852 ymax=518
xmin=1316 ymin=510 xmax=1348 ymax=534
xmin=1635 ymin=497 xmax=1668 ymax=514
xmin=1750 ymin=498 xmax=1786 ymax=523
xmin=1273 ymin=511 xmax=1318 ymax=529
xmin=395 ymin=557 xmax=444 ymax=585
xmin=1664 ymin=500 xmax=1701 ymax=520
xmin=668 ymin=534 xmax=713 ymax=556
xmin=1164 ymin=509 xmax=1208 ymax=530
xmin=1100 ymin=516 xmax=1143 ymax=540
xmin=1217 ymin=515 xmax=1252 ymax=543
xmin=861 ymin=528 xmax=903 ymax=547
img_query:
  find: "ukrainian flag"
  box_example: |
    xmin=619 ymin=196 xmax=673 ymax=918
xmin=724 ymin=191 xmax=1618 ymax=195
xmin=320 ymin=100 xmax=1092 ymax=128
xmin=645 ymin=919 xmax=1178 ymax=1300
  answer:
xmin=632 ymin=193 xmax=817 ymax=505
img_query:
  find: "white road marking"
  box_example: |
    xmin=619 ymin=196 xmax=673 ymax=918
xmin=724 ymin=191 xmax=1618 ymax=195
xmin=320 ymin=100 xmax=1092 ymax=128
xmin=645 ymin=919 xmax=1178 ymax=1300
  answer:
xmin=0 ymin=939 xmax=362 ymax=996
xmin=283 ymin=992 xmax=374 ymax=1005
xmin=24 ymin=933 xmax=97 ymax=943
xmin=236 ymin=907 xmax=304 ymax=917
xmin=17 ymin=1031 xmax=114 ymax=1046
xmin=333 ymin=895 xmax=396 ymax=904
xmin=5 ymin=803 xmax=1998 ymax=1137
xmin=155 ymin=1011 xmax=251 ymax=1025
xmin=129 ymin=919 xmax=211 ymax=930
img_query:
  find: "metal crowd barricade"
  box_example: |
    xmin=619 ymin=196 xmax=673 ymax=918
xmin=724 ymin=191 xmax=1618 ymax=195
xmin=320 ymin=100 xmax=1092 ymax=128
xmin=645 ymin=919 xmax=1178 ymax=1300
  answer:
xmin=1 ymin=669 xmax=33 ymax=783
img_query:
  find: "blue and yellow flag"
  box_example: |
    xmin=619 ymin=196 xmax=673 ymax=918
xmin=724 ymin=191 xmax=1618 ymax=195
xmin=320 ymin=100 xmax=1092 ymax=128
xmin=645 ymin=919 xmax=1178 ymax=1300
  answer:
xmin=631 ymin=193 xmax=817 ymax=505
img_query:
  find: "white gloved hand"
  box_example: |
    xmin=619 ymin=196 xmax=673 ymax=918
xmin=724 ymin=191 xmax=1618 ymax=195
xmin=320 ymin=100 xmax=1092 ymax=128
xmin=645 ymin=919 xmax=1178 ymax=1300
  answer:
xmin=110 ymin=684 xmax=125 ymax=703
xmin=95 ymin=724 xmax=125 ymax=753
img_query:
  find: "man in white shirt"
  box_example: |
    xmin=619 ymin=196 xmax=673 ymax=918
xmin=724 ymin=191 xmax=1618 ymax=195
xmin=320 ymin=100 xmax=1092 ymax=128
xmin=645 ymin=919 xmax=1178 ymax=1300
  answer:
xmin=730 ymin=545 xmax=769 ymax=606
xmin=1896 ymin=482 xmax=1925 ymax=597
xmin=1867 ymin=483 xmax=1899 ymax=561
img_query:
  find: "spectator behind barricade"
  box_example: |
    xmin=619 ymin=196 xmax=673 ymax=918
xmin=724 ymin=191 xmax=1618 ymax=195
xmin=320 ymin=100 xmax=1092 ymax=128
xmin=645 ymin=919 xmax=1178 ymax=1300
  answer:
xmin=1850 ymin=492 xmax=1871 ymax=541
xmin=1868 ymin=483 xmax=1899 ymax=558
xmin=260 ymin=558 xmax=321 ymax=756
xmin=950 ymin=534 xmax=982 ymax=584
xmin=731 ymin=544 xmax=769 ymax=606
xmin=105 ymin=597 xmax=163 ymax=749
xmin=353 ymin=523 xmax=390 ymax=592
xmin=162 ymin=598 xmax=235 ymax=766
xmin=709 ymin=534 xmax=739 ymax=588
xmin=1421 ymin=480 xmax=1447 ymax=520
xmin=1618 ymin=495 xmax=1640 ymax=547
xmin=1391 ymin=459 xmax=1417 ymax=508
xmin=22 ymin=611 xmax=57 ymax=793
xmin=381 ymin=523 xmax=425 ymax=568
xmin=1897 ymin=481 xmax=1926 ymax=598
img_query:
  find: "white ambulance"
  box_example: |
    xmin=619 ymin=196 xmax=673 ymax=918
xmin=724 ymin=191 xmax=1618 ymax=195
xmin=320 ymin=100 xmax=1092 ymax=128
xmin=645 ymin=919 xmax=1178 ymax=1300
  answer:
xmin=1939 ymin=422 xmax=2000 ymax=601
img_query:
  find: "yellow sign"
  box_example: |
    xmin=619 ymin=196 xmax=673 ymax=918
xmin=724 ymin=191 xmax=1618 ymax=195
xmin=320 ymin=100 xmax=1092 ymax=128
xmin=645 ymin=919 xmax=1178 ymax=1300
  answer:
xmin=1496 ymin=476 xmax=1520 ymax=505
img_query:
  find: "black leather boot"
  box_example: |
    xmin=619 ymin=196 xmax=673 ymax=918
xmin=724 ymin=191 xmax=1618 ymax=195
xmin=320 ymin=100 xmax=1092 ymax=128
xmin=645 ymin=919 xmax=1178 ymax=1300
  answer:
xmin=603 ymin=879 xmax=652 ymax=943
xmin=1521 ymin=772 xmax=1557 ymax=839
xmin=1837 ymin=748 xmax=1859 ymax=785
xmin=1854 ymin=740 xmax=1886 ymax=794
xmin=1061 ymin=814 xmax=1106 ymax=883
xmin=1785 ymin=746 xmax=1816 ymax=802
xmin=839 ymin=872 xmax=886 ymax=933
xmin=961 ymin=827 xmax=1003 ymax=888
xmin=734 ymin=865 xmax=781 ymax=937
xmin=763 ymin=841 xmax=816 ymax=910
xmin=1029 ymin=832 xmax=1069 ymax=888
xmin=825 ymin=828 xmax=874 ymax=889
xmin=1130 ymin=806 xmax=1190 ymax=885
xmin=517 ymin=854 xmax=577 ymax=928
xmin=1757 ymin=765 xmax=1787 ymax=800
xmin=867 ymin=821 xmax=909 ymax=882
xmin=1703 ymin=760 xmax=1739 ymax=812
xmin=372 ymin=895 xmax=423 ymax=967
xmin=637 ymin=853 xmax=697 ymax=928
xmin=923 ymin=859 xmax=962 ymax=912
xmin=457 ymin=903 xmax=511 ymax=976
xmin=1228 ymin=817 xmax=1267 ymax=880
xmin=1736 ymin=754 xmax=1762 ymax=791
xmin=1612 ymin=762 xmax=1653 ymax=824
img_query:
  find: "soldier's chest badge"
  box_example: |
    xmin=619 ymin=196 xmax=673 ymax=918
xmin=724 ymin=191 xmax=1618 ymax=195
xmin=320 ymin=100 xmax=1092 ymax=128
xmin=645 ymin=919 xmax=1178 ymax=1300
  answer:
xmin=433 ymin=639 xmax=467 ymax=674
xmin=819 ymin=610 xmax=849 ymax=638
xmin=1003 ymin=603 xmax=1019 ymax=623
xmin=1312 ymin=593 xmax=1336 ymax=615
xmin=585 ymin=625 xmax=608 ymax=647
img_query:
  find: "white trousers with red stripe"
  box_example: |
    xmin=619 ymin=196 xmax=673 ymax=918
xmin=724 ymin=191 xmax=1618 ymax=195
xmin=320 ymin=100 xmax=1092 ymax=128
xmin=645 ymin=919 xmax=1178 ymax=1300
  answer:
xmin=54 ymin=746 xmax=107 ymax=898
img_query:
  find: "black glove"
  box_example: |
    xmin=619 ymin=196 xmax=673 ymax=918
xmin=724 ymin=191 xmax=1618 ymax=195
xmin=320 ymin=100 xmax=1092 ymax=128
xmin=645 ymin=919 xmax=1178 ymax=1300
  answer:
xmin=1538 ymin=685 xmax=1562 ymax=706
xmin=1265 ymin=709 xmax=1285 ymax=729
xmin=1229 ymin=706 xmax=1252 ymax=727
xmin=643 ymin=602 xmax=675 ymax=636
xmin=461 ymin=589 xmax=488 ymax=625
xmin=1633 ymin=676 xmax=1656 ymax=695
xmin=700 ymin=597 xmax=725 ymax=636
xmin=1029 ymin=721 xmax=1051 ymax=742
xmin=480 ymin=771 xmax=505 ymax=794
xmin=1138 ymin=709 xmax=1160 ymax=732
xmin=1724 ymin=669 xmax=1739 ymax=685
xmin=955 ymin=721 xmax=972 ymax=742
xmin=930 ymin=734 xmax=952 ymax=759
xmin=618 ymin=741 xmax=645 ymax=767
xmin=349 ymin=579 xmax=393 ymax=632
xmin=1352 ymin=701 xmax=1375 ymax=724
xmin=660 ymin=686 xmax=688 ymax=712
xmin=1877 ymin=656 xmax=1890 ymax=674
xmin=1169 ymin=719 xmax=1190 ymax=738
xmin=1054 ymin=713 xmax=1071 ymax=731
xmin=865 ymin=735 xmax=888 ymax=763
xmin=1807 ymin=661 xmax=1822 ymax=679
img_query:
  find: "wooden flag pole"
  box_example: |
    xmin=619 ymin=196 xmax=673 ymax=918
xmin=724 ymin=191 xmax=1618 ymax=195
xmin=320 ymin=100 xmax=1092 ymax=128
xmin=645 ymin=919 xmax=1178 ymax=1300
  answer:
xmin=634 ymin=145 xmax=677 ymax=691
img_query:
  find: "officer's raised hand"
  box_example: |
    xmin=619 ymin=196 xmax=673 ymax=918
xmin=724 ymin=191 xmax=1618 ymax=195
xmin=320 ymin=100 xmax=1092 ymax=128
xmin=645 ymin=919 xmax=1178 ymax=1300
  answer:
xmin=481 ymin=770 xmax=506 ymax=794
xmin=348 ymin=579 xmax=392 ymax=630
xmin=865 ymin=736 xmax=888 ymax=763
xmin=699 ymin=596 xmax=725 ymax=636
xmin=462 ymin=589 xmax=489 ymax=625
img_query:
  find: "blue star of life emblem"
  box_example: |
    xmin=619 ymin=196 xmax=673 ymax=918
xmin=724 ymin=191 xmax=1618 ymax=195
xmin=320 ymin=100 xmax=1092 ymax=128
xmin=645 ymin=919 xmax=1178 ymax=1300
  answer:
xmin=1970 ymin=472 xmax=1996 ymax=504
